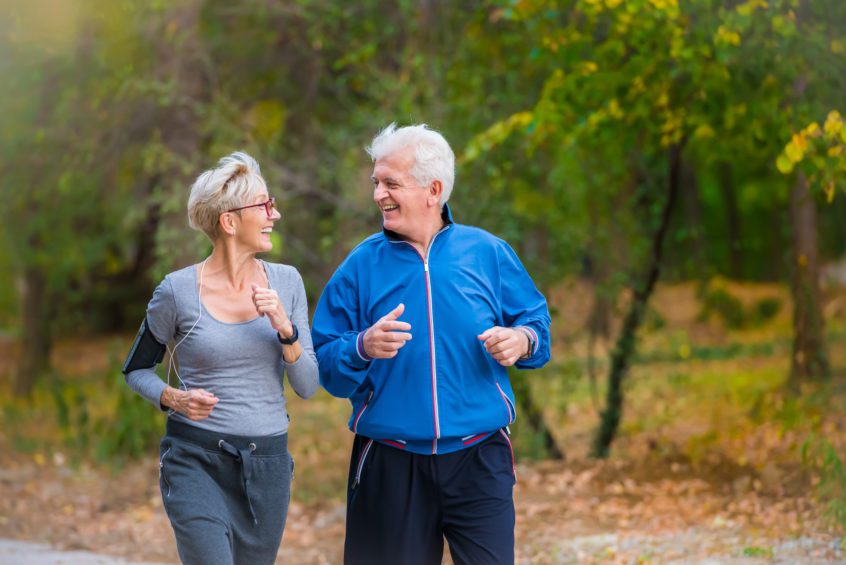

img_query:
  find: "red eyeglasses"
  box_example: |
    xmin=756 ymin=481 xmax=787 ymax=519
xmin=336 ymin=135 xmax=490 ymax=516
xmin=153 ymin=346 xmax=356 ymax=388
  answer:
xmin=226 ymin=197 xmax=277 ymax=218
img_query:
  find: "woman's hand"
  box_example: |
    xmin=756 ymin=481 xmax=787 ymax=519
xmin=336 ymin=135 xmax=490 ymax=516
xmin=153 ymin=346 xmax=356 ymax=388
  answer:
xmin=161 ymin=386 xmax=219 ymax=420
xmin=251 ymin=284 xmax=294 ymax=338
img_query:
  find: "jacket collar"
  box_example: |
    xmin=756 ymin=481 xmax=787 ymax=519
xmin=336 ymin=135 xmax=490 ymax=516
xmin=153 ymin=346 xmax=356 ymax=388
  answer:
xmin=382 ymin=203 xmax=455 ymax=241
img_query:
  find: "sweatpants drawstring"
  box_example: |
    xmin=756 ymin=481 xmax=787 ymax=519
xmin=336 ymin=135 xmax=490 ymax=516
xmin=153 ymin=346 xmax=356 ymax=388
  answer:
xmin=218 ymin=439 xmax=258 ymax=525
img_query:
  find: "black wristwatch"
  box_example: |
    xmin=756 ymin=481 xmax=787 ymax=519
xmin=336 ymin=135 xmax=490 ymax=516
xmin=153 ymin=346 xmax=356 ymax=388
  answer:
xmin=277 ymin=324 xmax=299 ymax=345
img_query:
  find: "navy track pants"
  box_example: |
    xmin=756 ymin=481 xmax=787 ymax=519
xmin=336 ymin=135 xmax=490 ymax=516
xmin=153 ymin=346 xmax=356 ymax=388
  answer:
xmin=344 ymin=430 xmax=516 ymax=565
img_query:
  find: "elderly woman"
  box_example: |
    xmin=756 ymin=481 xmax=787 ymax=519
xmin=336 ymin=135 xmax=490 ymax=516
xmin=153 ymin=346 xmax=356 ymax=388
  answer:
xmin=123 ymin=151 xmax=318 ymax=565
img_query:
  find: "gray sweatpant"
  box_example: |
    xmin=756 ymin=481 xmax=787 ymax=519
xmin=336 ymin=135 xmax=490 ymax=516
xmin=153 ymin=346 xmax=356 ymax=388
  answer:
xmin=159 ymin=420 xmax=293 ymax=565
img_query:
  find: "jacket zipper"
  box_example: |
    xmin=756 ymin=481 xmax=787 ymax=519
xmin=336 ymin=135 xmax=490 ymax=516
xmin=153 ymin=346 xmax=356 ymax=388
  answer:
xmin=352 ymin=390 xmax=373 ymax=433
xmin=394 ymin=227 xmax=447 ymax=454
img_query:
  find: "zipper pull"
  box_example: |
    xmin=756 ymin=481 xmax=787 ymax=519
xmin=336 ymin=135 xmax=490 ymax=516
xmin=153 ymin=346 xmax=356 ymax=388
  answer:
xmin=424 ymin=262 xmax=429 ymax=272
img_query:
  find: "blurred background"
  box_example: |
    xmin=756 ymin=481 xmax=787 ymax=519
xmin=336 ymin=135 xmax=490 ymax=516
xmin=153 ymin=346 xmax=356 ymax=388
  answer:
xmin=1 ymin=0 xmax=845 ymax=562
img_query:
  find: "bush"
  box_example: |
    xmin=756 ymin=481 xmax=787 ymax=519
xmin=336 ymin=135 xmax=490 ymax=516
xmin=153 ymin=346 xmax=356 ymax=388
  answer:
xmin=698 ymin=277 xmax=746 ymax=329
xmin=698 ymin=278 xmax=782 ymax=329
xmin=802 ymin=433 xmax=846 ymax=532
xmin=51 ymin=359 xmax=163 ymax=467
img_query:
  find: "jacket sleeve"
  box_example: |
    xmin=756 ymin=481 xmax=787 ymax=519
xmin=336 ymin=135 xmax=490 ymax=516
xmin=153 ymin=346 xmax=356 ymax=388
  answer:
xmin=124 ymin=277 xmax=177 ymax=410
xmin=284 ymin=270 xmax=319 ymax=399
xmin=498 ymin=242 xmax=552 ymax=370
xmin=311 ymin=271 xmax=371 ymax=398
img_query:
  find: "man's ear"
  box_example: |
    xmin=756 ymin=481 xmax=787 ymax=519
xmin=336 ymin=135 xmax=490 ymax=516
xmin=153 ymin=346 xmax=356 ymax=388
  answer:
xmin=428 ymin=180 xmax=443 ymax=207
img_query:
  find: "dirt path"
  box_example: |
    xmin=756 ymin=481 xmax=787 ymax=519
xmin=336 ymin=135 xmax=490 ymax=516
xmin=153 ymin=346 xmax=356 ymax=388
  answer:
xmin=0 ymin=539 xmax=169 ymax=564
xmin=0 ymin=453 xmax=841 ymax=564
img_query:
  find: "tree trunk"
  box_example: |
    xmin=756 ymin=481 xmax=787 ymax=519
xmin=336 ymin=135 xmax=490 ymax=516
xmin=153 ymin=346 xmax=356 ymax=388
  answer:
xmin=681 ymin=159 xmax=706 ymax=277
xmin=718 ymin=162 xmax=743 ymax=279
xmin=593 ymin=142 xmax=683 ymax=458
xmin=788 ymin=172 xmax=829 ymax=386
xmin=511 ymin=374 xmax=564 ymax=460
xmin=785 ymin=0 xmax=829 ymax=387
xmin=14 ymin=267 xmax=52 ymax=397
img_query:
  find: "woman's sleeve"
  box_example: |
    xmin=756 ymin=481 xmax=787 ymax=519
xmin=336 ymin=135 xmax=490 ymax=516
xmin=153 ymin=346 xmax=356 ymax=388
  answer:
xmin=284 ymin=270 xmax=319 ymax=399
xmin=124 ymin=277 xmax=177 ymax=410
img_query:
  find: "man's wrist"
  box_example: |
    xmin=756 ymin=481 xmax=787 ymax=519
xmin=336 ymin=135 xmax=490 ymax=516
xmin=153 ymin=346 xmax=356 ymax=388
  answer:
xmin=517 ymin=327 xmax=536 ymax=359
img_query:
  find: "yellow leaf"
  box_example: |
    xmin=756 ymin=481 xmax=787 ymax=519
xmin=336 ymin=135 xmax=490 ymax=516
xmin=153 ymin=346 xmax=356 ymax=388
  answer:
xmin=828 ymin=146 xmax=843 ymax=157
xmin=579 ymin=61 xmax=599 ymax=75
xmin=694 ymin=124 xmax=715 ymax=139
xmin=716 ymin=26 xmax=741 ymax=46
xmin=785 ymin=140 xmax=804 ymax=163
xmin=607 ymin=98 xmax=624 ymax=119
xmin=802 ymin=122 xmax=821 ymax=137
xmin=824 ymin=181 xmax=835 ymax=203
xmin=824 ymin=111 xmax=843 ymax=139
xmin=832 ymin=39 xmax=846 ymax=54
xmin=776 ymin=153 xmax=794 ymax=174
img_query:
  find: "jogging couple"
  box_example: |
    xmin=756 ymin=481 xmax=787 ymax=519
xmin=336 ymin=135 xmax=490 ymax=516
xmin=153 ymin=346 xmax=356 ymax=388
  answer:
xmin=124 ymin=123 xmax=551 ymax=565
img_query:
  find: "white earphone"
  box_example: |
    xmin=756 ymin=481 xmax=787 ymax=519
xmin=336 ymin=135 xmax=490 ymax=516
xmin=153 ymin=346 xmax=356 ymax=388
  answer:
xmin=165 ymin=257 xmax=208 ymax=393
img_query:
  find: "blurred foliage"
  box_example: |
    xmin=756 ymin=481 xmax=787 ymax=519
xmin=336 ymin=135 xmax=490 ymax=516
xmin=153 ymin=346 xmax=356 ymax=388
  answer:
xmin=51 ymin=356 xmax=164 ymax=465
xmin=778 ymin=111 xmax=846 ymax=201
xmin=803 ymin=432 xmax=846 ymax=532
xmin=697 ymin=277 xmax=782 ymax=329
xmin=1 ymin=0 xmax=844 ymax=339
xmin=1 ymin=0 xmax=845 ymax=462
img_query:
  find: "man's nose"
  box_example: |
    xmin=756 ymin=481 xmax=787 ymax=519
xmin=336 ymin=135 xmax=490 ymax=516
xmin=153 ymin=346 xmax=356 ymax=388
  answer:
xmin=373 ymin=183 xmax=387 ymax=199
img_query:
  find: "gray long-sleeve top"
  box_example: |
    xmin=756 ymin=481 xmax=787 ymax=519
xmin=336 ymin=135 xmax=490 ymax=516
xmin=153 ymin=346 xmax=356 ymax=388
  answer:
xmin=125 ymin=261 xmax=319 ymax=437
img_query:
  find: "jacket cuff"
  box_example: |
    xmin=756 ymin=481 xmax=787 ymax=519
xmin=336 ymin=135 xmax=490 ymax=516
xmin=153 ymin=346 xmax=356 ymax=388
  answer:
xmin=516 ymin=326 xmax=539 ymax=359
xmin=355 ymin=331 xmax=373 ymax=362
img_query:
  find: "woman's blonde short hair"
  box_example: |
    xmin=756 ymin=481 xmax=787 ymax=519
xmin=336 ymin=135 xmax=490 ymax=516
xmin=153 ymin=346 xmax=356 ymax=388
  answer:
xmin=187 ymin=151 xmax=267 ymax=240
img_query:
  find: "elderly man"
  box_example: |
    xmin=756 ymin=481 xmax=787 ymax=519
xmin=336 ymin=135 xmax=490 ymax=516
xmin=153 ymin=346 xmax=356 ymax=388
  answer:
xmin=312 ymin=123 xmax=551 ymax=564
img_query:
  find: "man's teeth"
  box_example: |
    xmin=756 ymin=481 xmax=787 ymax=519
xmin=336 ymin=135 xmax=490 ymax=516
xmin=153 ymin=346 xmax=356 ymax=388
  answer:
xmin=383 ymin=205 xmax=398 ymax=211
xmin=261 ymin=228 xmax=272 ymax=233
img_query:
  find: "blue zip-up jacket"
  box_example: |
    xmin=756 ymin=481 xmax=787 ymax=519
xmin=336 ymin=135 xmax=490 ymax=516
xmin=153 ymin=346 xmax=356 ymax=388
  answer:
xmin=312 ymin=205 xmax=551 ymax=455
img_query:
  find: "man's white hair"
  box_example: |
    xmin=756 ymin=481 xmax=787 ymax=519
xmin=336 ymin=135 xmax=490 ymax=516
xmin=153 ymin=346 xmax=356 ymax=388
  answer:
xmin=366 ymin=123 xmax=455 ymax=207
xmin=187 ymin=151 xmax=267 ymax=240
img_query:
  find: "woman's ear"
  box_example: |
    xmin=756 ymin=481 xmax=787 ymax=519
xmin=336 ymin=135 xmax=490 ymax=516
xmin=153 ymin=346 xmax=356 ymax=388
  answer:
xmin=219 ymin=212 xmax=238 ymax=236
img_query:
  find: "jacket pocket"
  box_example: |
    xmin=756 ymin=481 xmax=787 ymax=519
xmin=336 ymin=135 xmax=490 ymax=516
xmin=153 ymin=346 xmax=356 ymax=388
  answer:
xmin=352 ymin=390 xmax=374 ymax=433
xmin=495 ymin=382 xmax=517 ymax=424
xmin=352 ymin=439 xmax=374 ymax=490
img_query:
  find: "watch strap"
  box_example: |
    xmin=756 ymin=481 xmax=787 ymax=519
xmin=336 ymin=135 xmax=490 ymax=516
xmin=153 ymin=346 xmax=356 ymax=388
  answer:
xmin=277 ymin=324 xmax=299 ymax=345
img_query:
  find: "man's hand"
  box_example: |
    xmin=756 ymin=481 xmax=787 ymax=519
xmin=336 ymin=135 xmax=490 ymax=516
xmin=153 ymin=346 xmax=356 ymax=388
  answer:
xmin=478 ymin=326 xmax=530 ymax=367
xmin=363 ymin=303 xmax=412 ymax=359
xmin=161 ymin=387 xmax=219 ymax=421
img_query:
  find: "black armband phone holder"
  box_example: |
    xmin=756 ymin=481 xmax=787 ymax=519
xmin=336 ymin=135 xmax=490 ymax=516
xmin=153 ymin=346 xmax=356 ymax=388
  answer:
xmin=122 ymin=317 xmax=166 ymax=374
